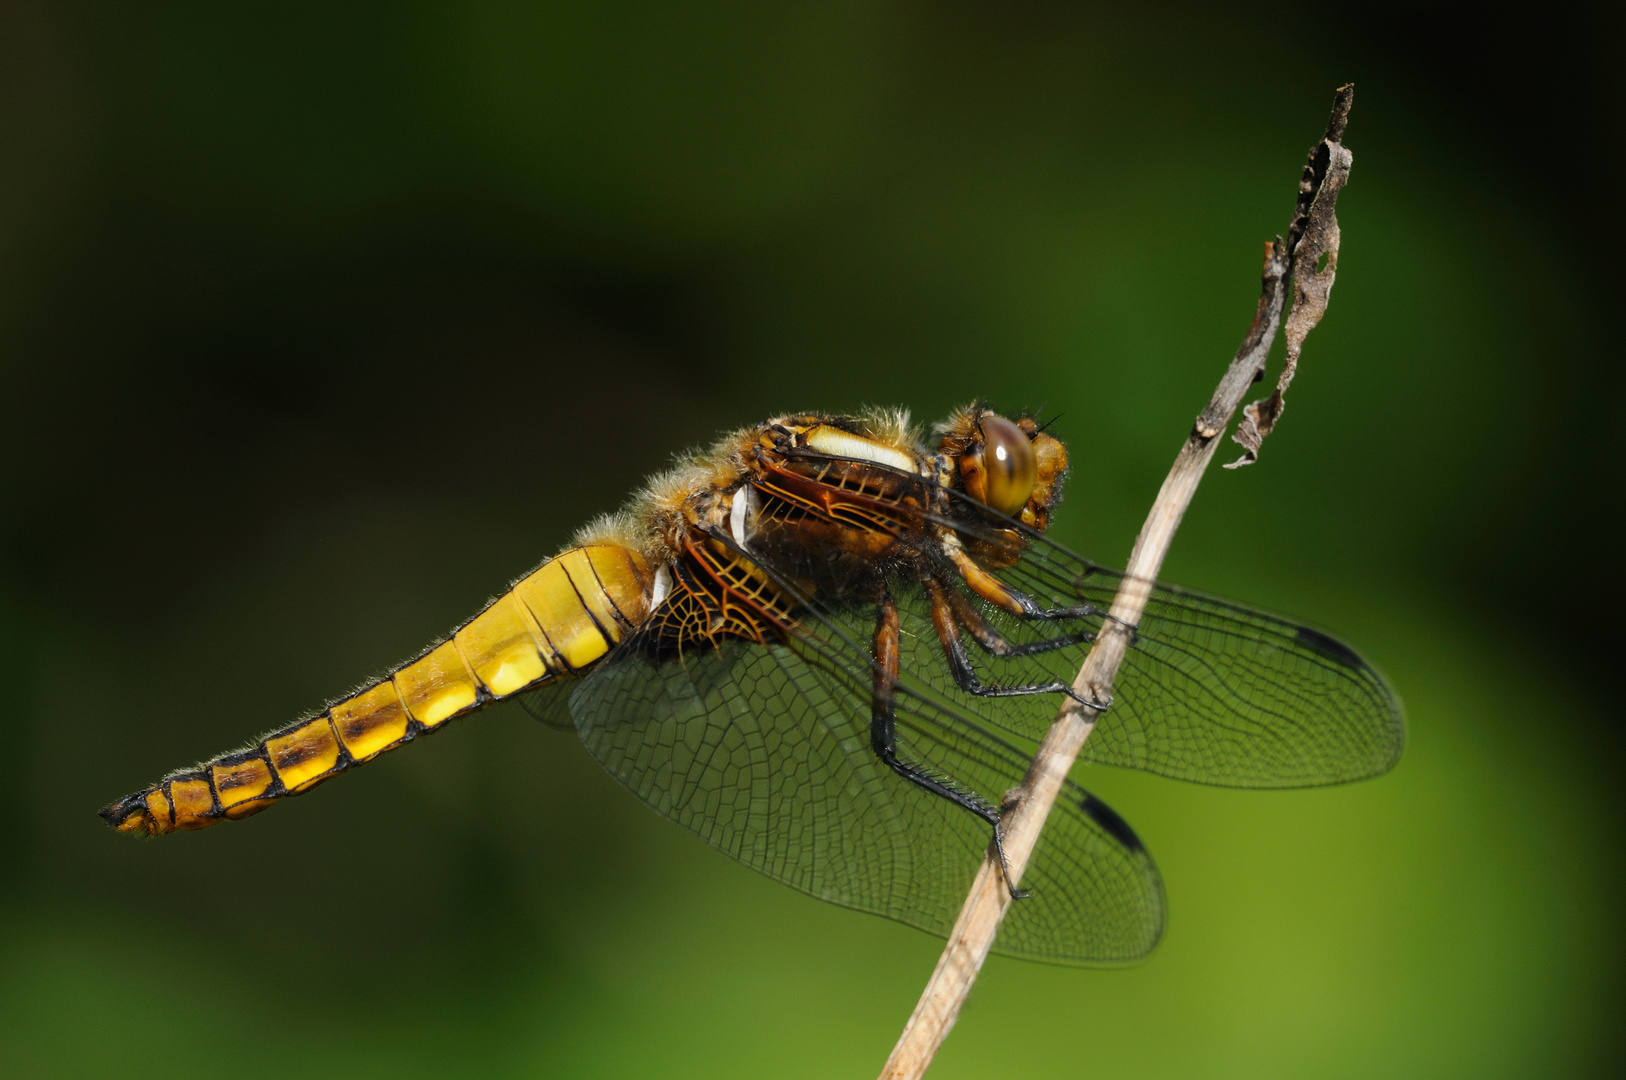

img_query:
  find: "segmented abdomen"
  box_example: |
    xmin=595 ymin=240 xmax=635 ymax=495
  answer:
xmin=101 ymin=544 xmax=652 ymax=835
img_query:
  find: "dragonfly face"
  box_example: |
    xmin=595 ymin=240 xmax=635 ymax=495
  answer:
xmin=101 ymin=403 xmax=1403 ymax=965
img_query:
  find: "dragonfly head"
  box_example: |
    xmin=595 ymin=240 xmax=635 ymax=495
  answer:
xmin=939 ymin=406 xmax=1069 ymax=533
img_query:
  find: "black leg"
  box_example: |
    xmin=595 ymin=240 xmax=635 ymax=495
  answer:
xmin=946 ymin=542 xmax=1116 ymax=625
xmin=947 ymin=587 xmax=1094 ymax=657
xmin=870 ymin=589 xmax=1029 ymax=900
xmin=929 ymin=580 xmax=1113 ymax=711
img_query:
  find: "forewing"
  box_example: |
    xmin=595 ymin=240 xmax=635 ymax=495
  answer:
xmin=566 ymin=610 xmax=1163 ymax=964
xmin=1080 ymin=565 xmax=1403 ymax=786
xmin=902 ymin=530 xmax=1404 ymax=788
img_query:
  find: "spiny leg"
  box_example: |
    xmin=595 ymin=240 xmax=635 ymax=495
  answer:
xmin=944 ymin=584 xmax=1095 ymax=658
xmin=928 ymin=579 xmax=1114 ymax=712
xmin=942 ymin=542 xmax=1115 ymax=709
xmin=870 ymin=589 xmax=1028 ymax=900
xmin=943 ymin=541 xmax=1106 ymax=623
xmin=926 ymin=578 xmax=1095 ymax=706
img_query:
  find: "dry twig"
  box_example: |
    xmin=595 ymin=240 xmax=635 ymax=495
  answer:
xmin=877 ymin=84 xmax=1357 ymax=1080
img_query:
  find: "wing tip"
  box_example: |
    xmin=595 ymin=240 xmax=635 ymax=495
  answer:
xmin=1293 ymin=624 xmax=1409 ymax=781
xmin=1293 ymin=624 xmax=1367 ymax=670
xmin=1078 ymin=791 xmax=1146 ymax=854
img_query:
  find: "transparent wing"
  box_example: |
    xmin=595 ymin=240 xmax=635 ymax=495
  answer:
xmin=518 ymin=680 xmax=574 ymax=731
xmin=565 ymin=614 xmax=1163 ymax=965
xmin=900 ymin=529 xmax=1404 ymax=788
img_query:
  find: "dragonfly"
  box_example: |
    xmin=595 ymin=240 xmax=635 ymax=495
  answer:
xmin=101 ymin=404 xmax=1403 ymax=964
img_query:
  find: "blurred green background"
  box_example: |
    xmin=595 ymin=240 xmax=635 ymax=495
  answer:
xmin=2 ymin=2 xmax=1622 ymax=1077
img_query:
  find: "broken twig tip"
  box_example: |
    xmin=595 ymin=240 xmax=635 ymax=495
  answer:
xmin=1325 ymin=83 xmax=1354 ymax=143
xmin=1226 ymin=85 xmax=1354 ymax=468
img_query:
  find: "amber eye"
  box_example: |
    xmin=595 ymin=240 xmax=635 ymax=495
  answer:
xmin=980 ymin=414 xmax=1037 ymax=517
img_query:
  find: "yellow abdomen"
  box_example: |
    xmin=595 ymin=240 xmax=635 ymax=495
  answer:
xmin=101 ymin=544 xmax=653 ymax=835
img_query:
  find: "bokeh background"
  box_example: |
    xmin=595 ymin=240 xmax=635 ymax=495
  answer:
xmin=2 ymin=3 xmax=1622 ymax=1077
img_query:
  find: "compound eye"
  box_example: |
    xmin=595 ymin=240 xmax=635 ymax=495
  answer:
xmin=980 ymin=414 xmax=1037 ymax=517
